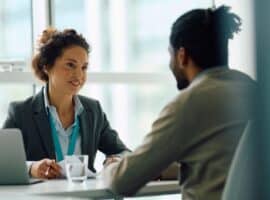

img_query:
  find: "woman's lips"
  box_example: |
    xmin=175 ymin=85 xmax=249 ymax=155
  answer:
xmin=69 ymin=80 xmax=80 ymax=87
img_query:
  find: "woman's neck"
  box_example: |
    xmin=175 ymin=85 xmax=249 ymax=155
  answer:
xmin=47 ymin=85 xmax=74 ymax=116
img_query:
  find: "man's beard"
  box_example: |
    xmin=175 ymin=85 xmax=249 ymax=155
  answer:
xmin=177 ymin=78 xmax=189 ymax=90
xmin=175 ymin=68 xmax=190 ymax=90
xmin=170 ymin=55 xmax=190 ymax=90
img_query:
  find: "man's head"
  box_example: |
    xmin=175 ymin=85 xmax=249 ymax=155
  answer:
xmin=169 ymin=5 xmax=241 ymax=90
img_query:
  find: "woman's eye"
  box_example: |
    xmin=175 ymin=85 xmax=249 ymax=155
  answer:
xmin=67 ymin=62 xmax=75 ymax=68
xmin=82 ymin=65 xmax=88 ymax=71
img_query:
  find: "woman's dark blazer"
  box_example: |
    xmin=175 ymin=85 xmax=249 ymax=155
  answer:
xmin=2 ymin=89 xmax=128 ymax=172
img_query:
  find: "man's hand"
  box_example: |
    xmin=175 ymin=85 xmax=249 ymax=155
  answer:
xmin=30 ymin=159 xmax=62 ymax=179
xmin=103 ymin=156 xmax=122 ymax=167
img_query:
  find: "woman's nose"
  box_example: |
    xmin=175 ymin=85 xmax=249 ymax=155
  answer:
xmin=74 ymin=68 xmax=84 ymax=79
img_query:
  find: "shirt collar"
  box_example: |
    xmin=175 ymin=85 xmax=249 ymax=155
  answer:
xmin=191 ymin=66 xmax=229 ymax=86
xmin=43 ymin=84 xmax=84 ymax=117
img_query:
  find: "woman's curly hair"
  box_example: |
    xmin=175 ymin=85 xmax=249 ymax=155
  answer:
xmin=32 ymin=27 xmax=90 ymax=82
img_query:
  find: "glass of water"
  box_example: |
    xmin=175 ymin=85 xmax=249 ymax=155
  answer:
xmin=65 ymin=155 xmax=88 ymax=183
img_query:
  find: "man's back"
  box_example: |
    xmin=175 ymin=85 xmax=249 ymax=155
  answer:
xmin=173 ymin=67 xmax=256 ymax=199
xmin=104 ymin=67 xmax=256 ymax=200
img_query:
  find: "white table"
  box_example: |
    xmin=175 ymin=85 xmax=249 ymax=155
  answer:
xmin=0 ymin=178 xmax=180 ymax=199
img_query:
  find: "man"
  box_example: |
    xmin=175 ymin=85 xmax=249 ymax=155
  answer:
xmin=103 ymin=5 xmax=256 ymax=200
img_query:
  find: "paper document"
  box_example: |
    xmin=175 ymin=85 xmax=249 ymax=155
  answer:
xmin=58 ymin=159 xmax=96 ymax=178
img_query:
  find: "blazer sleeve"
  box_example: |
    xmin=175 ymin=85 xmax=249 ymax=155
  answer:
xmin=2 ymin=102 xmax=20 ymax=129
xmin=96 ymin=101 xmax=130 ymax=155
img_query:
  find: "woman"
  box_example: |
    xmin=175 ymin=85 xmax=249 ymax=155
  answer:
xmin=3 ymin=28 xmax=129 ymax=179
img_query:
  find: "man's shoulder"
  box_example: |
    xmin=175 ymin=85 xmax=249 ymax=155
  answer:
xmin=164 ymin=88 xmax=194 ymax=114
xmin=203 ymin=68 xmax=255 ymax=86
xmin=165 ymin=68 xmax=256 ymax=113
xmin=190 ymin=68 xmax=256 ymax=93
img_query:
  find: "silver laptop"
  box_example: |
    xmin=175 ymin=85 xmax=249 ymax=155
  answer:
xmin=0 ymin=129 xmax=43 ymax=185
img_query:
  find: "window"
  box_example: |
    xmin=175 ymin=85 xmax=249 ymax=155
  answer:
xmin=80 ymin=83 xmax=177 ymax=150
xmin=53 ymin=0 xmax=212 ymax=72
xmin=0 ymin=0 xmax=32 ymax=126
xmin=0 ymin=84 xmax=33 ymax=126
xmin=216 ymin=0 xmax=255 ymax=78
xmin=0 ymin=0 xmax=32 ymax=61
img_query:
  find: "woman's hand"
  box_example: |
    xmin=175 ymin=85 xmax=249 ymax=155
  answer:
xmin=30 ymin=159 xmax=62 ymax=179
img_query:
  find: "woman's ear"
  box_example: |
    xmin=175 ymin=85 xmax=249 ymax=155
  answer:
xmin=43 ymin=65 xmax=48 ymax=74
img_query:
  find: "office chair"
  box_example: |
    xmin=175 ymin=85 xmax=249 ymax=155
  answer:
xmin=222 ymin=121 xmax=259 ymax=200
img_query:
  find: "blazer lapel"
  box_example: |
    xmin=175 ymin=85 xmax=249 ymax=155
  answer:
xmin=79 ymin=104 xmax=96 ymax=172
xmin=79 ymin=109 xmax=92 ymax=154
xmin=78 ymin=98 xmax=95 ymax=157
xmin=32 ymin=90 xmax=55 ymax=159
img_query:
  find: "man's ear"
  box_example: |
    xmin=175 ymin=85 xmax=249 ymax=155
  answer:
xmin=177 ymin=47 xmax=188 ymax=68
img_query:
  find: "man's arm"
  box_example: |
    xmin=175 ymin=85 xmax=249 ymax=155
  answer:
xmin=160 ymin=162 xmax=180 ymax=180
xmin=102 ymin=94 xmax=192 ymax=196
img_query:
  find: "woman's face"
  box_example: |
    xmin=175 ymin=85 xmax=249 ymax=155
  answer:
xmin=46 ymin=45 xmax=88 ymax=96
